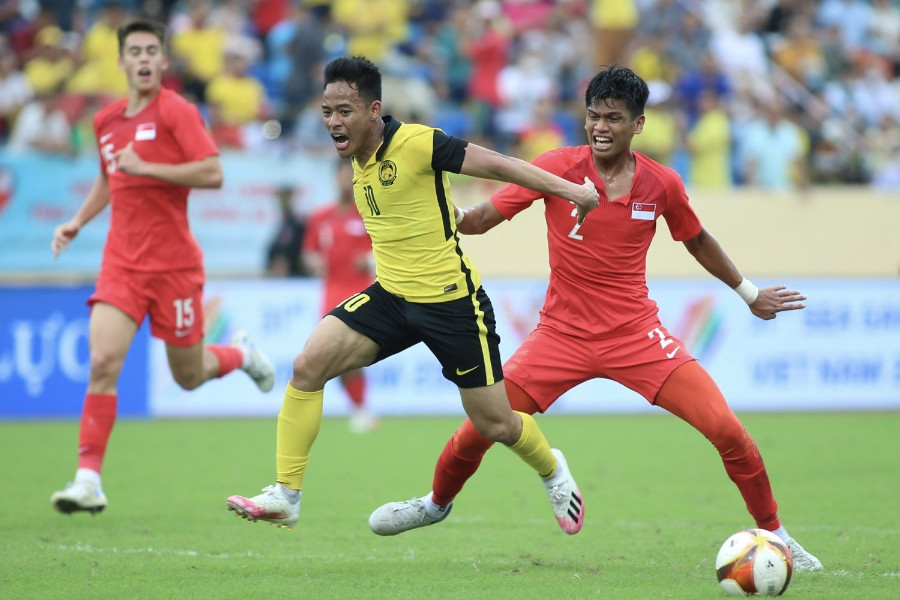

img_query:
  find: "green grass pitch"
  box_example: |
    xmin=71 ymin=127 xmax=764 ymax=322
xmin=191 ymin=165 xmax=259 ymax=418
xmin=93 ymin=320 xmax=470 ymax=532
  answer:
xmin=1 ymin=411 xmax=898 ymax=599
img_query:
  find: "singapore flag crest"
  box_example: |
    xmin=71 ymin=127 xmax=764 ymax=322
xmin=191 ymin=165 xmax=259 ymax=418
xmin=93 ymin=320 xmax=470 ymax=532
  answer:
xmin=631 ymin=202 xmax=656 ymax=220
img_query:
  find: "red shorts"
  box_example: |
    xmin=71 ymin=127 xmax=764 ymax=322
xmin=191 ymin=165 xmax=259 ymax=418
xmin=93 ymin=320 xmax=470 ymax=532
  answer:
xmin=89 ymin=263 xmax=205 ymax=346
xmin=503 ymin=320 xmax=696 ymax=412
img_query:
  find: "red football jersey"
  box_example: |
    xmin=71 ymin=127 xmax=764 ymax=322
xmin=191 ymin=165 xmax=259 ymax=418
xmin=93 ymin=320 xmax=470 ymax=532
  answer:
xmin=303 ymin=202 xmax=374 ymax=313
xmin=492 ymin=148 xmax=703 ymax=338
xmin=93 ymin=88 xmax=219 ymax=272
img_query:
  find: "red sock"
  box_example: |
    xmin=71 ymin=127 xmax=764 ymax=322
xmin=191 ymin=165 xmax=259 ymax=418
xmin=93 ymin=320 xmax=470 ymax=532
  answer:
xmin=77 ymin=393 xmax=117 ymax=474
xmin=207 ymin=345 xmax=243 ymax=378
xmin=431 ymin=419 xmax=494 ymax=506
xmin=342 ymin=372 xmax=366 ymax=408
xmin=431 ymin=379 xmax=542 ymax=506
xmin=721 ymin=434 xmax=781 ymax=531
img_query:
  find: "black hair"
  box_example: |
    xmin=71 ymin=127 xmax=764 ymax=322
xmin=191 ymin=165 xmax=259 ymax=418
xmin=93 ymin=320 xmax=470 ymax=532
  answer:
xmin=584 ymin=65 xmax=649 ymax=119
xmin=323 ymin=56 xmax=382 ymax=104
xmin=117 ymin=19 xmax=167 ymax=56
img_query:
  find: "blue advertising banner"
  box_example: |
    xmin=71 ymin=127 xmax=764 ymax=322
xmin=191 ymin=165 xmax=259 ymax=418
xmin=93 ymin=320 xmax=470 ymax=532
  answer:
xmin=0 ymin=284 xmax=149 ymax=419
xmin=0 ymin=150 xmax=339 ymax=277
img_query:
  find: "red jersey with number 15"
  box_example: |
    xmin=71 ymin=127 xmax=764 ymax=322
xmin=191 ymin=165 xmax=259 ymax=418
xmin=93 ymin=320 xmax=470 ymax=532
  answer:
xmin=93 ymin=88 xmax=219 ymax=272
xmin=492 ymin=147 xmax=703 ymax=339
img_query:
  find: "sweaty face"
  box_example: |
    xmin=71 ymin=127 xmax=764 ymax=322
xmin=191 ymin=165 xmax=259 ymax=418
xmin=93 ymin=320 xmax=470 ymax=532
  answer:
xmin=322 ymin=81 xmax=378 ymax=160
xmin=119 ymin=31 xmax=168 ymax=94
xmin=584 ymin=98 xmax=644 ymax=158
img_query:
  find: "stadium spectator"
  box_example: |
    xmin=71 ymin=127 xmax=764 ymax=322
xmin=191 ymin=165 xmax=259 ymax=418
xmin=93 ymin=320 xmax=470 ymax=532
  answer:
xmin=265 ymin=183 xmax=308 ymax=277
xmin=589 ymin=0 xmax=639 ymax=68
xmin=48 ymin=19 xmax=274 ymax=516
xmin=673 ymin=51 xmax=730 ymax=128
xmin=461 ymin=0 xmax=511 ymax=144
xmin=868 ymin=0 xmax=900 ymax=59
xmin=266 ymin=2 xmax=324 ymax=122
xmin=6 ymin=85 xmax=72 ymax=155
xmin=204 ymin=47 xmax=268 ymax=127
xmin=816 ymin=0 xmax=873 ymax=53
xmin=302 ymin=159 xmax=377 ymax=433
xmin=518 ymin=96 xmax=567 ymax=163
xmin=685 ymin=90 xmax=732 ymax=190
xmin=170 ymin=0 xmax=227 ymax=101
xmin=330 ymin=0 xmax=409 ymax=63
xmin=224 ymin=55 xmax=600 ymax=533
xmin=738 ymin=95 xmax=808 ymax=191
xmin=66 ymin=0 xmax=129 ymax=98
xmin=709 ymin=12 xmax=770 ymax=99
xmin=494 ymin=47 xmax=557 ymax=153
xmin=0 ymin=45 xmax=33 ymax=141
xmin=630 ymin=79 xmax=679 ymax=167
xmin=770 ymin=15 xmax=827 ymax=92
xmin=367 ymin=66 xmax=824 ymax=575
xmin=22 ymin=25 xmax=74 ymax=96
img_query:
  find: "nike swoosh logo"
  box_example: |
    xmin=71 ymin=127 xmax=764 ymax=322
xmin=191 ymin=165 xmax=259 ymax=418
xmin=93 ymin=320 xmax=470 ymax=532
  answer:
xmin=455 ymin=366 xmax=479 ymax=376
xmin=666 ymin=346 xmax=681 ymax=359
xmin=100 ymin=133 xmax=113 ymax=143
xmin=175 ymin=329 xmax=193 ymax=338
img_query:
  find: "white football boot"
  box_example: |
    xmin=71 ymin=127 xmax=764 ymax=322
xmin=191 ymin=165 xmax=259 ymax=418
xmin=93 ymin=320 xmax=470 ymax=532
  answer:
xmin=51 ymin=481 xmax=108 ymax=515
xmin=226 ymin=484 xmax=300 ymax=529
xmin=232 ymin=330 xmax=275 ymax=392
xmin=786 ymin=537 xmax=824 ymax=571
xmin=369 ymin=494 xmax=453 ymax=536
xmin=542 ymin=449 xmax=584 ymax=534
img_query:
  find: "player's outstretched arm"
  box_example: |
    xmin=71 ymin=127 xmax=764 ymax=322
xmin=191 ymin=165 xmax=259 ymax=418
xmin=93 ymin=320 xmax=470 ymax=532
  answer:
xmin=453 ymin=200 xmax=504 ymax=235
xmin=459 ymin=144 xmax=598 ymax=224
xmin=114 ymin=142 xmax=224 ymax=189
xmin=682 ymin=228 xmax=806 ymax=320
xmin=51 ymin=174 xmax=110 ymax=258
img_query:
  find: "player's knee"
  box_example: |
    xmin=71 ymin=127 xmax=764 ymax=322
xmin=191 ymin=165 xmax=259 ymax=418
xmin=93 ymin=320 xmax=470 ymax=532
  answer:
xmin=172 ymin=369 xmax=204 ymax=391
xmin=470 ymin=417 xmax=517 ymax=446
xmin=290 ymin=352 xmax=326 ymax=390
xmin=89 ymin=350 xmax=124 ymax=385
xmin=711 ymin=423 xmax=755 ymax=459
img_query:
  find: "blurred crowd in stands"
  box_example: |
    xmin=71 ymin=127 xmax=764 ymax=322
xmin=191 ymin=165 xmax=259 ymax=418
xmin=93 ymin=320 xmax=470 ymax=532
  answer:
xmin=1 ymin=0 xmax=899 ymax=191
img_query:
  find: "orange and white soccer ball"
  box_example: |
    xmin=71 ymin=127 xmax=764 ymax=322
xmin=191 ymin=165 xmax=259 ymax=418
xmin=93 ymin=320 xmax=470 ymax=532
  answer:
xmin=715 ymin=528 xmax=793 ymax=596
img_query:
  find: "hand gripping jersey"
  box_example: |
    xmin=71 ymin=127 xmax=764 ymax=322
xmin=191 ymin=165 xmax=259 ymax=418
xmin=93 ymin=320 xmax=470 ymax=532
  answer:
xmin=351 ymin=116 xmax=477 ymax=303
xmin=93 ymin=87 xmax=219 ymax=272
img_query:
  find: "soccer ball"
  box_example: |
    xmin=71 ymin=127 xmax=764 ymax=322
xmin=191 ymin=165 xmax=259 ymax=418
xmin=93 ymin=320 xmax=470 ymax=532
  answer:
xmin=715 ymin=528 xmax=793 ymax=596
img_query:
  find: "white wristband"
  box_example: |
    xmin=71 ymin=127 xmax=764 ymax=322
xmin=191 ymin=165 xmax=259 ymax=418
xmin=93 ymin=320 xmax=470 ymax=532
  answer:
xmin=734 ymin=278 xmax=759 ymax=305
xmin=455 ymin=206 xmax=465 ymax=224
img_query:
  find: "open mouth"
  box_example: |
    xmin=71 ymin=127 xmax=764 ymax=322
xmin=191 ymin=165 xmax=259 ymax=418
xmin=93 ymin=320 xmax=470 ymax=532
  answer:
xmin=137 ymin=67 xmax=151 ymax=79
xmin=593 ymin=136 xmax=613 ymax=149
xmin=331 ymin=133 xmax=350 ymax=150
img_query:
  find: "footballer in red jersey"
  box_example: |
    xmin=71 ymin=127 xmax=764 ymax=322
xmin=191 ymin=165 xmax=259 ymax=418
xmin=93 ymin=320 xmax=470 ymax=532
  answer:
xmin=367 ymin=65 xmax=824 ymax=572
xmin=48 ymin=20 xmax=274 ymax=517
xmin=303 ymin=160 xmax=377 ymax=432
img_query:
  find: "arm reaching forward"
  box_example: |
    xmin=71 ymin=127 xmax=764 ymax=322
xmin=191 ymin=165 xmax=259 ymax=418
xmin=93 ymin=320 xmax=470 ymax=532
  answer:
xmin=459 ymin=143 xmax=598 ymax=224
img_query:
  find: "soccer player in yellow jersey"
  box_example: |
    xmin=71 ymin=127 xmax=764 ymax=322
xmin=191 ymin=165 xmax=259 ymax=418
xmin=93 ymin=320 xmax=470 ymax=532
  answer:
xmin=226 ymin=56 xmax=600 ymax=533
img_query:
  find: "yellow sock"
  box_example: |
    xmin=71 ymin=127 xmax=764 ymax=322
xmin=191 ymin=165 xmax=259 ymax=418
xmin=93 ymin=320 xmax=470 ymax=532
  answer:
xmin=509 ymin=411 xmax=557 ymax=478
xmin=275 ymin=384 xmax=323 ymax=490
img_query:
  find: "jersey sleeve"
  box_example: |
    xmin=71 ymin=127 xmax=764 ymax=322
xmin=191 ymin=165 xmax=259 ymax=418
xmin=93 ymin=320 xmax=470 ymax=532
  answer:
xmin=431 ymin=130 xmax=468 ymax=174
xmin=490 ymin=150 xmax=560 ymax=221
xmin=165 ymin=96 xmax=219 ymax=161
xmin=661 ymin=171 xmax=702 ymax=241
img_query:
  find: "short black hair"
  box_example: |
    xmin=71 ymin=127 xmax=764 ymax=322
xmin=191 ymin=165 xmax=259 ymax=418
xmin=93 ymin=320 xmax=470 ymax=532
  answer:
xmin=117 ymin=19 xmax=167 ymax=56
xmin=323 ymin=56 xmax=382 ymax=104
xmin=584 ymin=65 xmax=649 ymax=119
